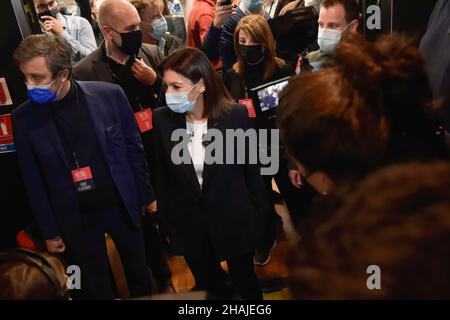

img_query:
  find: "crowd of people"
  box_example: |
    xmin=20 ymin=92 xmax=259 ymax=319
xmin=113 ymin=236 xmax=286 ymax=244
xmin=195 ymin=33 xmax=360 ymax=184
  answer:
xmin=0 ymin=0 xmax=449 ymax=300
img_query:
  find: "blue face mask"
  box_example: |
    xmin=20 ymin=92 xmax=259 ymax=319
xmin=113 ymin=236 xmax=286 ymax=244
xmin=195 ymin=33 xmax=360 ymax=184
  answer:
xmin=26 ymin=76 xmax=64 ymax=105
xmin=165 ymin=83 xmax=200 ymax=113
xmin=149 ymin=16 xmax=168 ymax=41
xmin=242 ymin=0 xmax=264 ymax=13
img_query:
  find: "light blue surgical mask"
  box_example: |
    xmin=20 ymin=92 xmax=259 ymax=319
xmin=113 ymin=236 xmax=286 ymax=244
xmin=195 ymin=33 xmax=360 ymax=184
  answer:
xmin=242 ymin=0 xmax=264 ymax=14
xmin=149 ymin=16 xmax=168 ymax=41
xmin=165 ymin=83 xmax=200 ymax=113
xmin=317 ymin=23 xmax=351 ymax=54
xmin=26 ymin=76 xmax=63 ymax=105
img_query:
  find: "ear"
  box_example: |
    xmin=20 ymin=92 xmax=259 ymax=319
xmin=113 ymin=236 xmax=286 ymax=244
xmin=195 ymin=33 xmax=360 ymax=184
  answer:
xmin=349 ymin=19 xmax=359 ymax=32
xmin=60 ymin=69 xmax=71 ymax=82
xmin=101 ymin=24 xmax=112 ymax=40
xmin=198 ymin=78 xmax=206 ymax=94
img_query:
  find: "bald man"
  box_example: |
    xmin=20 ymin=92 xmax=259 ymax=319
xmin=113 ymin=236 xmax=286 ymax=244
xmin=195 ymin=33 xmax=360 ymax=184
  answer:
xmin=73 ymin=0 xmax=174 ymax=294
xmin=73 ymin=0 xmax=163 ymax=111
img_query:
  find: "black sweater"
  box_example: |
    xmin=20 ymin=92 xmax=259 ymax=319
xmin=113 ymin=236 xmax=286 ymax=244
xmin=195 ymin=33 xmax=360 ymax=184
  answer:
xmin=50 ymin=82 xmax=120 ymax=212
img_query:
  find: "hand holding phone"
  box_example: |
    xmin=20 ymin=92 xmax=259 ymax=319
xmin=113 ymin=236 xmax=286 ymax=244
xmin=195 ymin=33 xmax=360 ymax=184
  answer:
xmin=214 ymin=0 xmax=236 ymax=28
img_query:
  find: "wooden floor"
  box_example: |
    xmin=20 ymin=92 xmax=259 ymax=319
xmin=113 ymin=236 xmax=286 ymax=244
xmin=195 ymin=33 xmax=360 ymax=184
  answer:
xmin=107 ymin=182 xmax=299 ymax=300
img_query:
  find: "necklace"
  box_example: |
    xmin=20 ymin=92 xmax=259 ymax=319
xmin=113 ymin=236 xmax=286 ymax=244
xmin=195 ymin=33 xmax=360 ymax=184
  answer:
xmin=186 ymin=121 xmax=207 ymax=162
xmin=186 ymin=121 xmax=198 ymax=140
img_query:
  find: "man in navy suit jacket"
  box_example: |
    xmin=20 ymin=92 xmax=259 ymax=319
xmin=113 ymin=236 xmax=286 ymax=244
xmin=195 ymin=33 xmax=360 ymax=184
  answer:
xmin=12 ymin=34 xmax=154 ymax=299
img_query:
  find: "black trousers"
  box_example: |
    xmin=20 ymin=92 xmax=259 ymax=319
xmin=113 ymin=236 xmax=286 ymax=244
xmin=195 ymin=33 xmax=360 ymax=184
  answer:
xmin=183 ymin=232 xmax=263 ymax=300
xmin=69 ymin=205 xmax=151 ymax=299
xmin=258 ymin=156 xmax=315 ymax=251
xmin=142 ymin=213 xmax=172 ymax=283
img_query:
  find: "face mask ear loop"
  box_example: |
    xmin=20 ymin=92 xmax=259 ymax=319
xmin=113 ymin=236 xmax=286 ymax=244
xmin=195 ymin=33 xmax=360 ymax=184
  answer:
xmin=53 ymin=72 xmax=65 ymax=100
xmin=342 ymin=20 xmax=355 ymax=34
xmin=188 ymin=82 xmax=202 ymax=105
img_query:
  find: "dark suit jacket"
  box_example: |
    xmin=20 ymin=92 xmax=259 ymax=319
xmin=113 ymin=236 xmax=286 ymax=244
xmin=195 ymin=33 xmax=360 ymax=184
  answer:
xmin=12 ymin=81 xmax=154 ymax=247
xmin=152 ymin=104 xmax=271 ymax=260
xmin=72 ymin=42 xmax=163 ymax=84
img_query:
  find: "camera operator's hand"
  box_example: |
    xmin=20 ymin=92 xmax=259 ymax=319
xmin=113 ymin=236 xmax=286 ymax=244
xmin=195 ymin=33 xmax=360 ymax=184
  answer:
xmin=214 ymin=1 xmax=236 ymax=28
xmin=45 ymin=236 xmax=66 ymax=254
xmin=41 ymin=15 xmax=64 ymax=35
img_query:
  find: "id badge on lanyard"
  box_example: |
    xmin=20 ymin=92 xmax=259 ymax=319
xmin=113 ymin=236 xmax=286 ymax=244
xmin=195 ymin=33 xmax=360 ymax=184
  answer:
xmin=239 ymin=99 xmax=256 ymax=118
xmin=135 ymin=107 xmax=153 ymax=133
xmin=72 ymin=165 xmax=96 ymax=192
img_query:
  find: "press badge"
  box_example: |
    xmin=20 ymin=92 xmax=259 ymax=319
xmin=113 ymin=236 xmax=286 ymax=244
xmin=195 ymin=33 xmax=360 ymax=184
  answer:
xmin=135 ymin=108 xmax=153 ymax=132
xmin=239 ymin=99 xmax=256 ymax=118
xmin=71 ymin=166 xmax=95 ymax=192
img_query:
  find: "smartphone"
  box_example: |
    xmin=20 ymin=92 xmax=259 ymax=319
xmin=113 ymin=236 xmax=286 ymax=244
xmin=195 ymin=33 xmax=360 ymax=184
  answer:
xmin=220 ymin=0 xmax=232 ymax=6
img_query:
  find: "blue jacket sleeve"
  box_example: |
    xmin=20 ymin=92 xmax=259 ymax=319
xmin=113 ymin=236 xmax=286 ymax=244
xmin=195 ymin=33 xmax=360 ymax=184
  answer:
xmin=12 ymin=110 xmax=61 ymax=240
xmin=220 ymin=16 xmax=239 ymax=71
xmin=202 ymin=23 xmax=222 ymax=62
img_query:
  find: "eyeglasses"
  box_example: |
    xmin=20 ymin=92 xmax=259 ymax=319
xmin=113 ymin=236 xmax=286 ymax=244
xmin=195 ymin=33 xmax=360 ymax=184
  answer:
xmin=37 ymin=0 xmax=58 ymax=12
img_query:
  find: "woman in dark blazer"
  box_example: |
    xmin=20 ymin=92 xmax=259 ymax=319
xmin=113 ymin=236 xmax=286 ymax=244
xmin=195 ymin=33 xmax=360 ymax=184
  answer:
xmin=223 ymin=14 xmax=292 ymax=102
xmin=224 ymin=14 xmax=313 ymax=262
xmin=152 ymin=47 xmax=270 ymax=300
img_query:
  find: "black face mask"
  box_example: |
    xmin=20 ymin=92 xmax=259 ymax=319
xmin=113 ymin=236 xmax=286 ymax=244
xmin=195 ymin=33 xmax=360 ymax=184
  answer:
xmin=239 ymin=44 xmax=265 ymax=65
xmin=38 ymin=9 xmax=59 ymax=21
xmin=111 ymin=27 xmax=142 ymax=56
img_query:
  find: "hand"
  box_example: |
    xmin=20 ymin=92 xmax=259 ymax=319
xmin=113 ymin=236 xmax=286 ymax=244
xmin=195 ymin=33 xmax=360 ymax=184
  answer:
xmin=147 ymin=200 xmax=157 ymax=214
xmin=41 ymin=16 xmax=64 ymax=35
xmin=288 ymin=170 xmax=302 ymax=188
xmin=45 ymin=237 xmax=66 ymax=254
xmin=214 ymin=1 xmax=236 ymax=28
xmin=131 ymin=58 xmax=157 ymax=86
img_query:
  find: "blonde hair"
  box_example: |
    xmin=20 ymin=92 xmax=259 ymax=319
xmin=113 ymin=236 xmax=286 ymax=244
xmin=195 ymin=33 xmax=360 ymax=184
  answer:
xmin=233 ymin=14 xmax=284 ymax=79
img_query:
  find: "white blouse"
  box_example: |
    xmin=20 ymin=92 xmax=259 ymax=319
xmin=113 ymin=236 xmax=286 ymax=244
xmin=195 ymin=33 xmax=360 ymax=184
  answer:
xmin=186 ymin=121 xmax=208 ymax=187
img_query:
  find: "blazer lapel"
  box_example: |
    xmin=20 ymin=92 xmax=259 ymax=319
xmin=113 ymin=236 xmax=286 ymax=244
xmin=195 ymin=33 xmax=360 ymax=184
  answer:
xmin=77 ymin=82 xmax=108 ymax=159
xmin=169 ymin=112 xmax=203 ymax=198
xmin=91 ymin=44 xmax=114 ymax=82
xmin=201 ymin=117 xmax=222 ymax=191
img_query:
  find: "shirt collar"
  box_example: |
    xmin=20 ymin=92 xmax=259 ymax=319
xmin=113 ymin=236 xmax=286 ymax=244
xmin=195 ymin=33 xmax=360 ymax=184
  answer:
xmin=58 ymin=13 xmax=67 ymax=29
xmin=159 ymin=37 xmax=166 ymax=52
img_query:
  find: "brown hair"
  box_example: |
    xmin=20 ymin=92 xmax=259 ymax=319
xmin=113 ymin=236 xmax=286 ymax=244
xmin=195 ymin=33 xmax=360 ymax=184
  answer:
xmin=129 ymin=0 xmax=165 ymax=19
xmin=321 ymin=0 xmax=360 ymax=24
xmin=160 ymin=47 xmax=233 ymax=120
xmin=0 ymin=251 xmax=67 ymax=300
xmin=276 ymin=63 xmax=386 ymax=182
xmin=233 ymin=14 xmax=285 ymax=79
xmin=333 ymin=32 xmax=446 ymax=161
xmin=288 ymin=161 xmax=450 ymax=299
xmin=13 ymin=34 xmax=72 ymax=77
xmin=277 ymin=33 xmax=445 ymax=182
